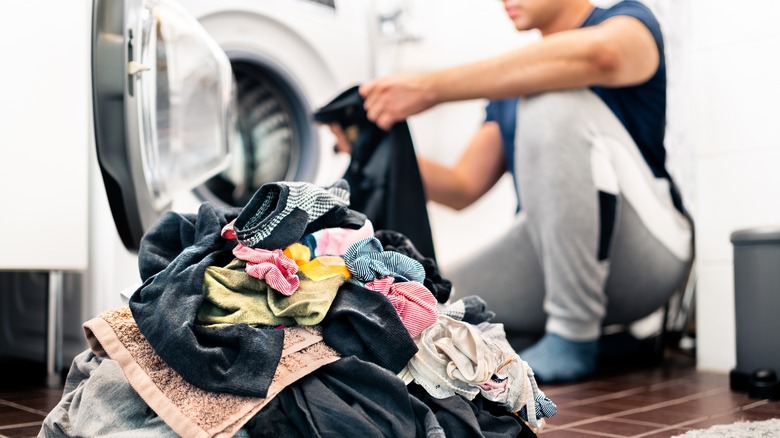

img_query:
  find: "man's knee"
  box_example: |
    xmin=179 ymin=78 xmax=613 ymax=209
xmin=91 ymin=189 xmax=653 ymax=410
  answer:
xmin=516 ymin=89 xmax=604 ymax=164
xmin=521 ymin=89 xmax=602 ymax=126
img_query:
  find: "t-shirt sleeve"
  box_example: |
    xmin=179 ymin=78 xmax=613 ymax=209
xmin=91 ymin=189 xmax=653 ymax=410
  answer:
xmin=485 ymin=99 xmax=501 ymax=123
xmin=605 ymin=2 xmax=663 ymax=53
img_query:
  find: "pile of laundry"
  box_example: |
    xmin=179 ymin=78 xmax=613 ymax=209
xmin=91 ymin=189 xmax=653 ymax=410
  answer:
xmin=40 ymin=180 xmax=556 ymax=438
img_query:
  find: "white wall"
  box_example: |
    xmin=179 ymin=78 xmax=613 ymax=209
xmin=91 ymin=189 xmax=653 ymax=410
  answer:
xmin=0 ymin=1 xmax=90 ymax=271
xmin=688 ymin=0 xmax=780 ymax=372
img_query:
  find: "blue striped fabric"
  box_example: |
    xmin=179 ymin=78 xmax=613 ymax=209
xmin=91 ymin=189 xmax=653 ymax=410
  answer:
xmin=343 ymin=237 xmax=425 ymax=283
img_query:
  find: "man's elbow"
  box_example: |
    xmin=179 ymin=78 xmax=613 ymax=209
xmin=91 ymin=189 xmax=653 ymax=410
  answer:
xmin=590 ymin=35 xmax=657 ymax=86
xmin=440 ymin=191 xmax=480 ymax=211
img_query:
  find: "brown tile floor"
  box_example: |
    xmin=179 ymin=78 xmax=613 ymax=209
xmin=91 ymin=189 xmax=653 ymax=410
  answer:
xmin=539 ymin=350 xmax=780 ymax=437
xmin=1 ymin=349 xmax=779 ymax=437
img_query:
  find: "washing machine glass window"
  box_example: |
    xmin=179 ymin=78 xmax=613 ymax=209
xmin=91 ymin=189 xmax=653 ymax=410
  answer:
xmin=93 ymin=0 xmax=235 ymax=250
xmin=137 ymin=0 xmax=235 ymax=209
xmin=195 ymin=54 xmax=320 ymax=208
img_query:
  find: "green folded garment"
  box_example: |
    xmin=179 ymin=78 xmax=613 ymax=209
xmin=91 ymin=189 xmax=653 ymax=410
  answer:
xmin=198 ymin=259 xmax=345 ymax=328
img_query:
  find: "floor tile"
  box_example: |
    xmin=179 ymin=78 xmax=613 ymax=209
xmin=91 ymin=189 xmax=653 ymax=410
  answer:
xmin=615 ymin=405 xmax=707 ymax=424
xmin=543 ymin=410 xmax=591 ymax=428
xmin=0 ymin=423 xmax=43 ymax=438
xmin=540 ymin=427 xmax=622 ymax=437
xmin=563 ymin=402 xmax=640 ymax=417
xmin=747 ymin=401 xmax=780 ymax=414
xmin=0 ymin=406 xmax=44 ymax=428
xmin=637 ymin=427 xmax=693 ymax=438
xmin=572 ymin=418 xmax=665 ymax=436
xmin=668 ymin=391 xmax=756 ymax=415
xmin=0 ymin=389 xmax=63 ymax=414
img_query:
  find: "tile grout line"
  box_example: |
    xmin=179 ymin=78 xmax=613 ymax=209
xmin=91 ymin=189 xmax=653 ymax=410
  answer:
xmin=557 ymin=387 xmax=648 ymax=408
xmin=630 ymin=416 xmax=711 ymax=438
xmin=0 ymin=399 xmax=50 ymax=417
xmin=608 ymin=416 xmax=687 ymax=428
xmin=560 ymin=427 xmax=626 ymax=437
xmin=741 ymin=399 xmax=770 ymax=411
xmin=0 ymin=421 xmax=43 ymax=431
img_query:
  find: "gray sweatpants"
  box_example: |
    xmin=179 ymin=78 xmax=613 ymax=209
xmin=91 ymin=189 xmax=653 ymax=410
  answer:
xmin=446 ymin=89 xmax=693 ymax=342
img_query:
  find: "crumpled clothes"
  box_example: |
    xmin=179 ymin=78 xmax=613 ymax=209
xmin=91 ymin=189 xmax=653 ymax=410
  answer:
xmin=310 ymin=219 xmax=375 ymax=257
xmin=364 ymin=276 xmax=438 ymax=338
xmin=199 ymin=260 xmax=347 ymax=327
xmin=233 ymin=243 xmax=300 ymax=296
xmin=477 ymin=321 xmax=557 ymax=429
xmin=405 ymin=316 xmax=504 ymax=400
xmin=232 ymin=180 xmax=353 ymax=250
xmin=283 ymin=243 xmax=351 ymax=282
xmin=343 ymin=237 xmax=425 ymax=283
xmin=438 ymin=295 xmax=495 ymax=325
xmin=374 ymin=229 xmax=452 ymax=303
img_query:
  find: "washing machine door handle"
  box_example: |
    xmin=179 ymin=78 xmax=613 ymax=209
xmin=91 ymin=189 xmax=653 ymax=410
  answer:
xmin=92 ymin=0 xmax=235 ymax=251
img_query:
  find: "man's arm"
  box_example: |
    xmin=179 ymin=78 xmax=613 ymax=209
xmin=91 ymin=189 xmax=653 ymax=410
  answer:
xmin=418 ymin=122 xmax=506 ymax=210
xmin=362 ymin=16 xmax=659 ymax=130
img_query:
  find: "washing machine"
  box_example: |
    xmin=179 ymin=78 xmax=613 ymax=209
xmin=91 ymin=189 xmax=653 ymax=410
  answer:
xmin=0 ymin=0 xmax=377 ymax=381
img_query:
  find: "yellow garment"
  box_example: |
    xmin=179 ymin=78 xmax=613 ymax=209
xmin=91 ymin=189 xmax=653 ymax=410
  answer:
xmin=283 ymin=243 xmax=312 ymax=266
xmin=298 ymin=256 xmax=351 ymax=282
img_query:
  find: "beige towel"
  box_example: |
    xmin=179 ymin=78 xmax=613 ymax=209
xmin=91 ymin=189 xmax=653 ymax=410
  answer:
xmin=83 ymin=306 xmax=340 ymax=438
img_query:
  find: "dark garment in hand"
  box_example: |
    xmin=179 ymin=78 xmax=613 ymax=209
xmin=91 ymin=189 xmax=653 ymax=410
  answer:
xmin=129 ymin=203 xmax=286 ymax=397
xmin=313 ymin=86 xmax=437 ymax=261
xmin=375 ymin=229 xmax=453 ymax=303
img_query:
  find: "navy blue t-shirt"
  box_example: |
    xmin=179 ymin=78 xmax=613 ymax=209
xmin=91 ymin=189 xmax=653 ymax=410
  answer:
xmin=485 ymin=0 xmax=669 ymax=209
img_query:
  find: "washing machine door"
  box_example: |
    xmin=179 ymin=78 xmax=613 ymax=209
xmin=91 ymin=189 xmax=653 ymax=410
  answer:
xmin=92 ymin=0 xmax=235 ymax=251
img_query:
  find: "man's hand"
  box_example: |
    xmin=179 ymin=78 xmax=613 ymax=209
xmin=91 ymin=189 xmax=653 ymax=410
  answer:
xmin=359 ymin=73 xmax=438 ymax=130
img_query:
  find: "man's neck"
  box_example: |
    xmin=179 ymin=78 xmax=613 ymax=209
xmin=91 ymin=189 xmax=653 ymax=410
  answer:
xmin=539 ymin=1 xmax=595 ymax=36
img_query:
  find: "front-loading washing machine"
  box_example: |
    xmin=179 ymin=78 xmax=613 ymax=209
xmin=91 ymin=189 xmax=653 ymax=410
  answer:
xmin=0 ymin=0 xmax=377 ymax=381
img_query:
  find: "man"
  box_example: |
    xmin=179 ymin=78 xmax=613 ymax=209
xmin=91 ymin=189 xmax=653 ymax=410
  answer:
xmin=334 ymin=0 xmax=693 ymax=382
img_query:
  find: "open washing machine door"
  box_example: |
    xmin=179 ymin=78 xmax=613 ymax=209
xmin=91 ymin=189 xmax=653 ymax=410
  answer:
xmin=92 ymin=0 xmax=235 ymax=251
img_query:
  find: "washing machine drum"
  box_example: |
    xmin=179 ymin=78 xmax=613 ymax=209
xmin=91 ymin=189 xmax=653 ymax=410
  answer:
xmin=196 ymin=57 xmax=320 ymax=208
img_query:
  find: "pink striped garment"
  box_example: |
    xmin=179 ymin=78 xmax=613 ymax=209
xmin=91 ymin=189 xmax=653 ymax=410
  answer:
xmin=364 ymin=276 xmax=438 ymax=338
xmin=225 ymin=219 xmax=301 ymax=296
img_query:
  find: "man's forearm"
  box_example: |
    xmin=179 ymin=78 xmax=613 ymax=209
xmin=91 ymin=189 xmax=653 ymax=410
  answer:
xmin=418 ymin=157 xmax=474 ymax=211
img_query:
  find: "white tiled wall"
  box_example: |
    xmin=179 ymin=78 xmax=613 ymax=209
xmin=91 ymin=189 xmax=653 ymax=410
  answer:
xmin=688 ymin=1 xmax=780 ymax=372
